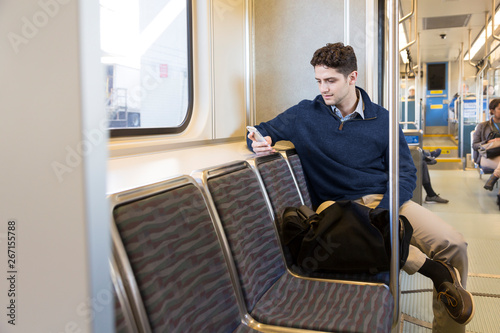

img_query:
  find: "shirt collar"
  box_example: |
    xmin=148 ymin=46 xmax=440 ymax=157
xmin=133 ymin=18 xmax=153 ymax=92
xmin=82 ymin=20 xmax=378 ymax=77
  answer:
xmin=331 ymin=89 xmax=365 ymax=120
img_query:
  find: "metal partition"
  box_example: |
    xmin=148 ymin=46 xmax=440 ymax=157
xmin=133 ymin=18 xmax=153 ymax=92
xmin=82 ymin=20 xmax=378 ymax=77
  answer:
xmin=387 ymin=0 xmax=401 ymax=329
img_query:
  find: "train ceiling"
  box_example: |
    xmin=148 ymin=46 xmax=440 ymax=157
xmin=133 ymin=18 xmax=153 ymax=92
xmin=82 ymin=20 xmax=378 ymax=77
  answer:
xmin=400 ymin=0 xmax=498 ymax=65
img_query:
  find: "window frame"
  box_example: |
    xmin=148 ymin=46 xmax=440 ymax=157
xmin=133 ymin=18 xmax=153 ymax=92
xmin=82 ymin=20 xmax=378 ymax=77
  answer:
xmin=109 ymin=0 xmax=194 ymax=138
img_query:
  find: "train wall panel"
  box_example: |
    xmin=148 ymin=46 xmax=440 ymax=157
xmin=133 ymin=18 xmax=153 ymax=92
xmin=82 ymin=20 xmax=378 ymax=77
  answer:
xmin=0 ymin=0 xmax=110 ymax=332
xmin=213 ymin=0 xmax=247 ymax=139
xmin=253 ymin=0 xmax=367 ymax=124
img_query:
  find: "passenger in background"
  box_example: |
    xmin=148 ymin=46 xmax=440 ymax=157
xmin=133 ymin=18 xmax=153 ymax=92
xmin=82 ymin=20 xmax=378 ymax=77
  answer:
xmin=483 ymin=84 xmax=495 ymax=96
xmin=247 ymin=43 xmax=474 ymax=331
xmin=407 ymin=85 xmax=415 ymax=100
xmin=488 ymin=84 xmax=495 ymax=96
xmin=422 ymin=149 xmax=449 ymax=204
xmin=473 ymin=98 xmax=500 ymax=209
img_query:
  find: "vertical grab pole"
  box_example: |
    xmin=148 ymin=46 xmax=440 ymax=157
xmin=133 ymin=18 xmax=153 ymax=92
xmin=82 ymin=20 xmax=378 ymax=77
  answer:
xmin=387 ymin=0 xmax=401 ymax=329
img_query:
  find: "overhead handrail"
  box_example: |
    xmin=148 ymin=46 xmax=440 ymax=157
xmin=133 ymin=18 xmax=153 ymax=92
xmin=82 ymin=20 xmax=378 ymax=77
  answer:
xmin=415 ymin=32 xmax=421 ymax=130
xmin=476 ymin=13 xmax=491 ymax=74
xmin=399 ymin=0 xmax=417 ymax=52
xmin=467 ymin=3 xmax=500 ymax=71
xmin=412 ymin=33 xmax=419 ymax=73
xmin=479 ymin=4 xmax=500 ymax=63
xmin=469 ymin=11 xmax=500 ymax=71
xmin=399 ymin=0 xmax=414 ymax=24
xmin=468 ymin=29 xmax=481 ymax=69
xmin=492 ymin=0 xmax=500 ymax=41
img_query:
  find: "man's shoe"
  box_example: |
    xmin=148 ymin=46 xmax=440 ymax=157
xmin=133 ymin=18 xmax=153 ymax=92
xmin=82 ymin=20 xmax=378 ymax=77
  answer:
xmin=436 ymin=261 xmax=475 ymax=325
xmin=425 ymin=194 xmax=449 ymax=203
xmin=483 ymin=174 xmax=499 ymax=191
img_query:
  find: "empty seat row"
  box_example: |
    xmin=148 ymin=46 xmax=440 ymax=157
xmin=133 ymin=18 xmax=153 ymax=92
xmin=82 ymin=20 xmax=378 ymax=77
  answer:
xmin=109 ymin=151 xmax=395 ymax=332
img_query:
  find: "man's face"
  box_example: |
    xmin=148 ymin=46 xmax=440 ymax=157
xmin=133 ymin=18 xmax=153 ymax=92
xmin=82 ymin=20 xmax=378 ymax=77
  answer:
xmin=314 ymin=65 xmax=356 ymax=107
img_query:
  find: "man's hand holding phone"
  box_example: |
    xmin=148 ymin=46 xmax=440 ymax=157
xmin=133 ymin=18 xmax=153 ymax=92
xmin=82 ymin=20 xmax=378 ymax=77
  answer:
xmin=247 ymin=126 xmax=275 ymax=155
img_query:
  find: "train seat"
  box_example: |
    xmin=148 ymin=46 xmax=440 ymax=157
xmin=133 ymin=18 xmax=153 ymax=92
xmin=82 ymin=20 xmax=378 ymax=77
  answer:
xmin=282 ymin=149 xmax=313 ymax=207
xmin=249 ymin=153 xmax=304 ymax=225
xmin=109 ymin=176 xmax=258 ymax=332
xmin=250 ymin=153 xmax=391 ymax=284
xmin=193 ymin=161 xmax=394 ymax=333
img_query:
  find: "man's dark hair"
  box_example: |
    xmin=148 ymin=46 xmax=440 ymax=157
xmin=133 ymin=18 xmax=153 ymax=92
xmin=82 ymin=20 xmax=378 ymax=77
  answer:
xmin=489 ymin=98 xmax=500 ymax=114
xmin=310 ymin=43 xmax=357 ymax=77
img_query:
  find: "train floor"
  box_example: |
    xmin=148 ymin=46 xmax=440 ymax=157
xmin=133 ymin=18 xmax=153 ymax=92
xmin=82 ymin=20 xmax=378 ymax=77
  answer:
xmin=400 ymin=169 xmax=500 ymax=332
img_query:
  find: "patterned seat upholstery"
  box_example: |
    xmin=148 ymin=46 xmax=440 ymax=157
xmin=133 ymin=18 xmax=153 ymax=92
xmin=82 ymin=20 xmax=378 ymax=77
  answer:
xmin=204 ymin=162 xmax=394 ymax=332
xmin=207 ymin=167 xmax=285 ymax=311
xmin=251 ymin=273 xmax=393 ymax=332
xmin=111 ymin=177 xmax=258 ymax=333
xmin=255 ymin=154 xmax=303 ymax=227
xmin=284 ymin=150 xmax=312 ymax=207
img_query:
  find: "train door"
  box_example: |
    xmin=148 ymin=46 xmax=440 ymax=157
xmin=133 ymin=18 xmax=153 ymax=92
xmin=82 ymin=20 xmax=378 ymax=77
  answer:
xmin=425 ymin=62 xmax=448 ymax=131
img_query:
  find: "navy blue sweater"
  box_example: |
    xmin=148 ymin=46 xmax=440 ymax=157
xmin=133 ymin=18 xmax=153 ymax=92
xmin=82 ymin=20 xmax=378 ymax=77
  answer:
xmin=247 ymin=87 xmax=416 ymax=209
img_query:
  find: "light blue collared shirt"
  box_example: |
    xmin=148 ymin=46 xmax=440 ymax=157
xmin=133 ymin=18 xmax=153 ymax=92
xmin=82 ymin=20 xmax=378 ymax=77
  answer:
xmin=331 ymin=89 xmax=365 ymax=121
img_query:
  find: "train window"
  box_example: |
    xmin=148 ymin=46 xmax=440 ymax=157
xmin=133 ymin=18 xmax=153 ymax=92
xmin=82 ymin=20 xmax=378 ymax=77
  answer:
xmin=100 ymin=0 xmax=193 ymax=137
xmin=427 ymin=63 xmax=446 ymax=91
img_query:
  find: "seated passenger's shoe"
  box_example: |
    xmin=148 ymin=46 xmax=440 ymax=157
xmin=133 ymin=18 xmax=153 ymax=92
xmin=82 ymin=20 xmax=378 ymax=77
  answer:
xmin=424 ymin=156 xmax=437 ymax=165
xmin=425 ymin=194 xmax=449 ymax=203
xmin=436 ymin=261 xmax=475 ymax=325
xmin=430 ymin=148 xmax=442 ymax=158
xmin=483 ymin=174 xmax=499 ymax=191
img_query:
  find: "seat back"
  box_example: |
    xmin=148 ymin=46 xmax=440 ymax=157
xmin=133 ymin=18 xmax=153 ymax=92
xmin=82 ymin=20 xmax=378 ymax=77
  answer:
xmin=283 ymin=149 xmax=313 ymax=207
xmin=110 ymin=176 xmax=244 ymax=332
xmin=251 ymin=153 xmax=303 ymax=225
xmin=194 ymin=162 xmax=285 ymax=312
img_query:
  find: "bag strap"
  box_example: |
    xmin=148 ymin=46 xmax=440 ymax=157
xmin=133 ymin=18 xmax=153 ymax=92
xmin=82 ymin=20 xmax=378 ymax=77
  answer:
xmin=399 ymin=215 xmax=414 ymax=267
xmin=297 ymin=205 xmax=316 ymax=220
xmin=489 ymin=120 xmax=500 ymax=137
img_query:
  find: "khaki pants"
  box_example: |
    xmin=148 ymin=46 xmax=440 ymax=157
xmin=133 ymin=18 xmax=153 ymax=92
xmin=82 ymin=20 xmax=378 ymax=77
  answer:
xmin=317 ymin=194 xmax=468 ymax=333
xmin=480 ymin=155 xmax=500 ymax=177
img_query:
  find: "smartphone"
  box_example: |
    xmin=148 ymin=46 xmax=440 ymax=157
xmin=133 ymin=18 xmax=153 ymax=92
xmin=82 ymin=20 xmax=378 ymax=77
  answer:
xmin=246 ymin=126 xmax=268 ymax=143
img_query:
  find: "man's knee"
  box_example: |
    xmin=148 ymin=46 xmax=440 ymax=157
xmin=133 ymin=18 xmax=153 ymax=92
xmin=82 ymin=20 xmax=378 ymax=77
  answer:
xmin=437 ymin=231 xmax=468 ymax=262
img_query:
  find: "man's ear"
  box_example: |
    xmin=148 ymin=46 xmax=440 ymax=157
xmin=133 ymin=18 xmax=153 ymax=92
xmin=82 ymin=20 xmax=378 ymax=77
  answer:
xmin=348 ymin=71 xmax=358 ymax=85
